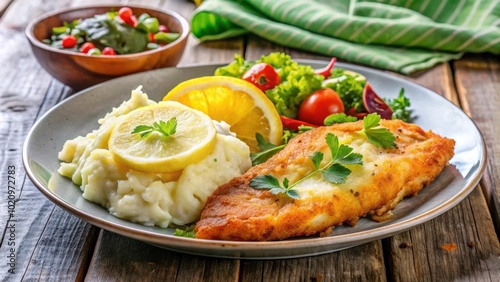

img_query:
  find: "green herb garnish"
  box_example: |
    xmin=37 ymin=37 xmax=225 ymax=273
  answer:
xmin=132 ymin=117 xmax=177 ymax=138
xmin=173 ymin=225 xmax=196 ymax=238
xmin=251 ymin=126 xmax=316 ymax=166
xmin=250 ymin=133 xmax=286 ymax=166
xmin=362 ymin=113 xmax=396 ymax=149
xmin=386 ymin=88 xmax=411 ymax=122
xmin=323 ymin=68 xmax=366 ymax=113
xmin=250 ymin=133 xmax=363 ymax=199
xmin=324 ymin=113 xmax=358 ymax=125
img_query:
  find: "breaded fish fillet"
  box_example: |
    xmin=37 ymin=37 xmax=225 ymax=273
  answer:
xmin=195 ymin=119 xmax=455 ymax=241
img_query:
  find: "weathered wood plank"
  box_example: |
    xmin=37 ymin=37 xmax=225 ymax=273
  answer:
xmin=85 ymin=231 xmax=183 ymax=282
xmin=454 ymin=54 xmax=500 ymax=230
xmin=0 ymin=0 xmax=79 ymax=280
xmin=385 ymin=62 xmax=500 ymax=281
xmin=22 ymin=209 xmax=100 ymax=281
xmin=387 ymin=186 xmax=500 ymax=281
xmin=241 ymin=242 xmax=386 ymax=282
xmin=85 ymin=230 xmax=240 ymax=282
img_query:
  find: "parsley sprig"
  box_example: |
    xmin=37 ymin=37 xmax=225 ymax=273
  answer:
xmin=385 ymin=88 xmax=411 ymax=122
xmin=361 ymin=113 xmax=396 ymax=149
xmin=132 ymin=117 xmax=177 ymax=138
xmin=249 ymin=133 xmax=363 ymax=199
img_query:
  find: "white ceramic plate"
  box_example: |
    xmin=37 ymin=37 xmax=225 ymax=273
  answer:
xmin=23 ymin=61 xmax=486 ymax=259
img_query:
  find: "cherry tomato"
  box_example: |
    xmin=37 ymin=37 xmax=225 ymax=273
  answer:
xmin=61 ymin=35 xmax=77 ymax=48
xmin=298 ymin=88 xmax=345 ymax=126
xmin=102 ymin=47 xmax=116 ymax=56
xmin=241 ymin=63 xmax=281 ymax=91
xmin=79 ymin=42 xmax=95 ymax=54
xmin=158 ymin=25 xmax=169 ymax=33
xmin=126 ymin=15 xmax=138 ymax=27
xmin=118 ymin=7 xmax=133 ymax=21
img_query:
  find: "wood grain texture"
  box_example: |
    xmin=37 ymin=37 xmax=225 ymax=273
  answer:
xmin=241 ymin=241 xmax=386 ymax=282
xmin=85 ymin=231 xmax=183 ymax=282
xmin=453 ymin=54 xmax=500 ymax=232
xmin=85 ymin=230 xmax=240 ymax=282
xmin=0 ymin=0 xmax=77 ymax=281
xmin=385 ymin=59 xmax=500 ymax=281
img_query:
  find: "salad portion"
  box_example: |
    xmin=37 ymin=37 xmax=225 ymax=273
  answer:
xmin=214 ymin=52 xmax=411 ymax=164
xmin=43 ymin=7 xmax=180 ymax=55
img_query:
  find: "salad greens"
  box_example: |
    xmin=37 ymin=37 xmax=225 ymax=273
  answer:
xmin=216 ymin=52 xmax=410 ymax=122
xmin=323 ymin=69 xmax=366 ymax=113
xmin=45 ymin=9 xmax=180 ymax=55
xmin=218 ymin=52 xmax=411 ymax=166
xmin=75 ymin=12 xmax=149 ymax=54
xmin=215 ymin=53 xmax=323 ymax=118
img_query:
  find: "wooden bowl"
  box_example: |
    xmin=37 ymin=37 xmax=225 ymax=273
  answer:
xmin=26 ymin=5 xmax=189 ymax=91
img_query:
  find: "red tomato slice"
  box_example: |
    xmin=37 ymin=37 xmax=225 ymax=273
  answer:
xmin=298 ymin=88 xmax=344 ymax=126
xmin=79 ymin=42 xmax=95 ymax=54
xmin=102 ymin=47 xmax=116 ymax=56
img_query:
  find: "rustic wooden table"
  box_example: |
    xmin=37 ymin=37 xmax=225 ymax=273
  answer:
xmin=1 ymin=0 xmax=499 ymax=281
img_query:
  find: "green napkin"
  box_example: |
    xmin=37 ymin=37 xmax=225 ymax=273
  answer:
xmin=191 ymin=0 xmax=500 ymax=74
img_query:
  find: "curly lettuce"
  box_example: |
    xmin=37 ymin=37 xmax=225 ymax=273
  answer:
xmin=214 ymin=52 xmax=324 ymax=118
xmin=214 ymin=54 xmax=251 ymax=77
xmin=323 ymin=68 xmax=366 ymax=113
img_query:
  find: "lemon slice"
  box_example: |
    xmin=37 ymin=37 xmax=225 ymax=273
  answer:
xmin=108 ymin=101 xmax=216 ymax=173
xmin=163 ymin=76 xmax=282 ymax=152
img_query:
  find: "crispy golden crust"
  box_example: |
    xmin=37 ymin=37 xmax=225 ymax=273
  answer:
xmin=195 ymin=119 xmax=455 ymax=241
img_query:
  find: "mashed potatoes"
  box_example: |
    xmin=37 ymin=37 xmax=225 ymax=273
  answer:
xmin=58 ymin=87 xmax=251 ymax=227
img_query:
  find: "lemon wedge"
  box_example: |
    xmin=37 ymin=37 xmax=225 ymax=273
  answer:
xmin=108 ymin=101 xmax=216 ymax=173
xmin=163 ymin=76 xmax=282 ymax=152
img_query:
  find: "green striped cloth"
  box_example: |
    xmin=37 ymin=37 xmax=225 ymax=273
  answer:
xmin=191 ymin=0 xmax=500 ymax=74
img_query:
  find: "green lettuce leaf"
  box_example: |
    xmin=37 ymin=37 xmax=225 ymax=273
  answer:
xmin=215 ymin=52 xmax=324 ymax=118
